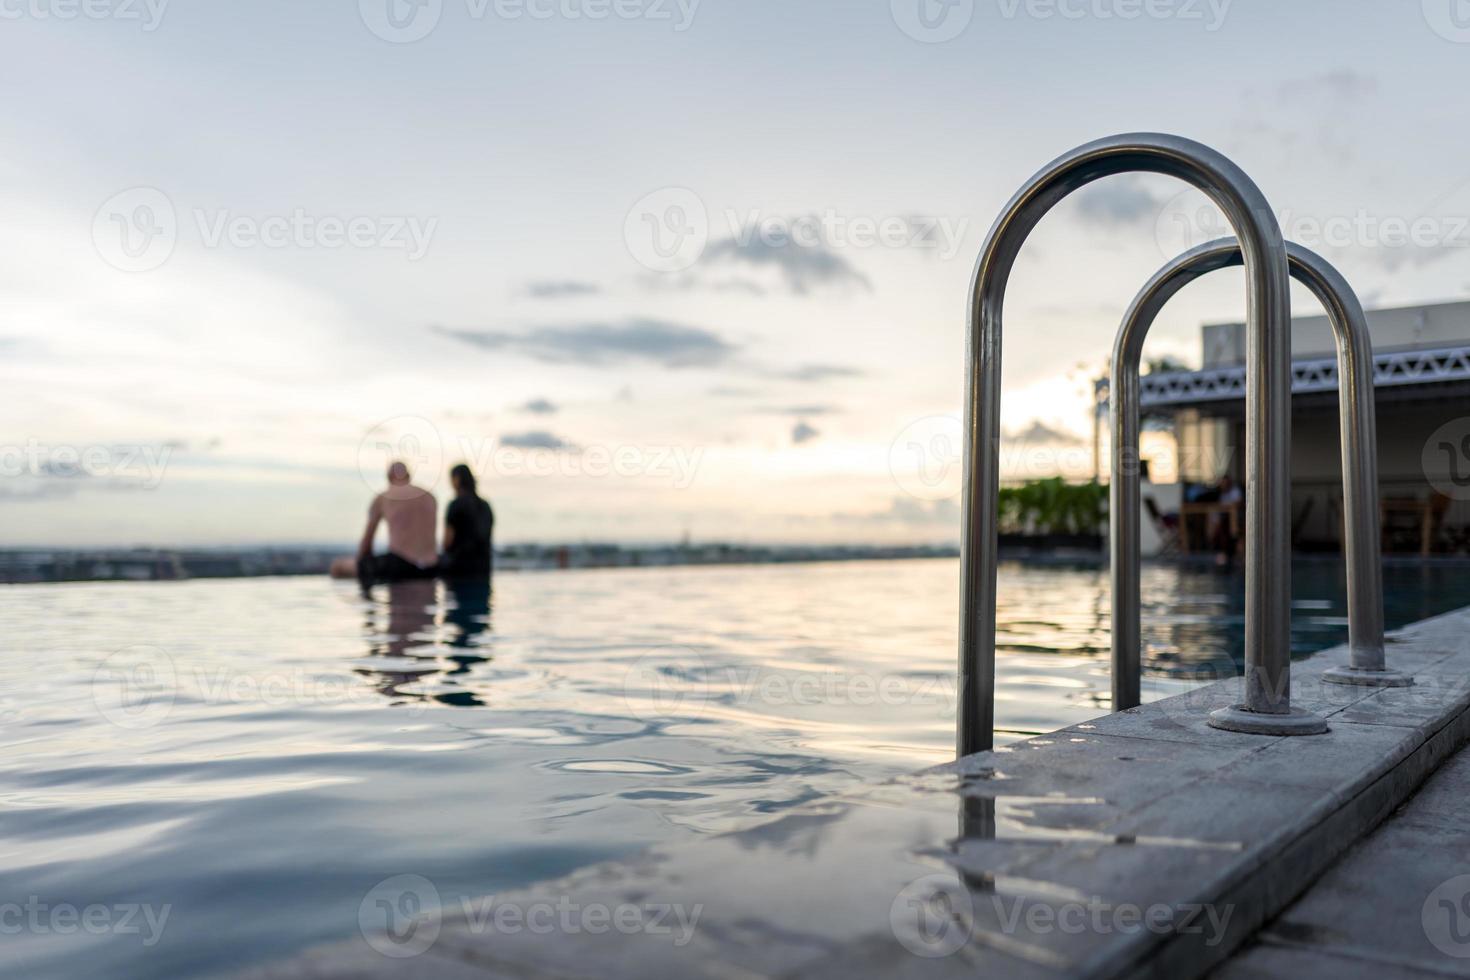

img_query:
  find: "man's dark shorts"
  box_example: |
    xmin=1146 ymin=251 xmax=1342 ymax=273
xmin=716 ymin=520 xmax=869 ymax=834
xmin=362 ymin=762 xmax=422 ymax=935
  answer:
xmin=358 ymin=553 xmax=437 ymax=587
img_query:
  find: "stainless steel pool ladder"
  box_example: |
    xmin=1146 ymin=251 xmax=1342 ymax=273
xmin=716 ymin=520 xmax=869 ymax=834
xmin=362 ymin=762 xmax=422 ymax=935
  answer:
xmin=961 ymin=133 xmax=1308 ymax=756
xmin=1110 ymin=239 xmax=1412 ymax=715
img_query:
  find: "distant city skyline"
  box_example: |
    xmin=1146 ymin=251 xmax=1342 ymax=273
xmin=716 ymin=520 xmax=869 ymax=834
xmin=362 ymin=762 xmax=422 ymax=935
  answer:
xmin=5 ymin=1 xmax=1470 ymax=545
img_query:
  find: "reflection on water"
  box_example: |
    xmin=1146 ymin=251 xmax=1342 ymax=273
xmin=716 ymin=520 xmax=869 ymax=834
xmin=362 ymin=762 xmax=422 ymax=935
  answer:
xmin=359 ymin=579 xmax=493 ymax=706
xmin=0 ymin=557 xmax=1465 ymax=979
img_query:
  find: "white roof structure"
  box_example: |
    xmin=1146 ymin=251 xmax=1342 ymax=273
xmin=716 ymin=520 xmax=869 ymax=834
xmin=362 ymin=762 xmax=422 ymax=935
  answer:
xmin=1134 ymin=300 xmax=1470 ymax=410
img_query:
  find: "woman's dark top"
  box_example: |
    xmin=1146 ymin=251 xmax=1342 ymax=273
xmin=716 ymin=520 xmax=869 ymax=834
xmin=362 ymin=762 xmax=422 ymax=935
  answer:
xmin=443 ymin=494 xmax=494 ymax=579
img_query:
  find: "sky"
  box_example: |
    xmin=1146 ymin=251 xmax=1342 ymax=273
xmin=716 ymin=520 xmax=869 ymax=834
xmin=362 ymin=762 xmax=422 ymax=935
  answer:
xmin=4 ymin=0 xmax=1470 ymax=547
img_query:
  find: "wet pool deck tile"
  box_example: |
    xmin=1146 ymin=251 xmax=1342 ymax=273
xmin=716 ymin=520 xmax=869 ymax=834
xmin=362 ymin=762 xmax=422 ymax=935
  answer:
xmin=1213 ymin=746 xmax=1470 ymax=978
xmin=242 ymin=605 xmax=1470 ymax=980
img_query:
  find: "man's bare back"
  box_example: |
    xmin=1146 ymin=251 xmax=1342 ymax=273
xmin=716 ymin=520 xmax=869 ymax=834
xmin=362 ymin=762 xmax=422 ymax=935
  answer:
xmin=331 ymin=462 xmax=438 ymax=581
xmin=370 ymin=482 xmax=438 ymax=568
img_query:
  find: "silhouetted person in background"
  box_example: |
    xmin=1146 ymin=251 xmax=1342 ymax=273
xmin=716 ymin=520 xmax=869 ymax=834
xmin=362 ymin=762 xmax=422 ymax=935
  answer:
xmin=440 ymin=463 xmax=494 ymax=581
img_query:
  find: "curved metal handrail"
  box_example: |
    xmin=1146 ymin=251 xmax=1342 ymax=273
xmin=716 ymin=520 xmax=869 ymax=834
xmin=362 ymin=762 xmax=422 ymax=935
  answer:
xmin=961 ymin=133 xmax=1318 ymax=757
xmin=1110 ymin=239 xmax=1411 ymax=711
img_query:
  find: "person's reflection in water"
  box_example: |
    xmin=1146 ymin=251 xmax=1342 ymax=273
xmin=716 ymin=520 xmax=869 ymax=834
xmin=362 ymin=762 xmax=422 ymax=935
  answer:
xmin=441 ymin=577 xmax=493 ymax=695
xmin=444 ymin=577 xmax=491 ymax=649
xmin=433 ymin=461 xmax=495 ymax=703
xmin=360 ymin=579 xmax=438 ymax=702
xmin=358 ymin=579 xmax=494 ymax=707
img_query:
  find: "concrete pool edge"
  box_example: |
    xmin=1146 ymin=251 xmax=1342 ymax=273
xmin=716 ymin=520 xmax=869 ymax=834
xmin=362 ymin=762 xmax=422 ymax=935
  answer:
xmin=239 ymin=605 xmax=1470 ymax=980
xmin=1092 ymin=638 xmax=1470 ymax=978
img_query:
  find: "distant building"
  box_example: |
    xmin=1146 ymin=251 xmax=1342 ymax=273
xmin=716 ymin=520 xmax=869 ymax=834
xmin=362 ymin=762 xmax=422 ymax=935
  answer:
xmin=1109 ymin=300 xmax=1470 ymax=555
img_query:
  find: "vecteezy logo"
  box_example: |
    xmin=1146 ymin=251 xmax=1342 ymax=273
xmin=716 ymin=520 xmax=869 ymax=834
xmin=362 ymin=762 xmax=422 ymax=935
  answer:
xmin=890 ymin=873 xmax=973 ymax=957
xmin=1153 ymin=188 xmax=1231 ymax=260
xmin=358 ymin=416 xmax=445 ymax=495
xmin=92 ymin=188 xmax=177 ymax=273
xmin=1423 ymin=418 xmax=1470 ymax=501
xmin=360 ymin=874 xmax=443 ymax=958
xmin=1440 ymin=436 xmax=1470 ymax=485
xmin=622 ymin=647 xmax=709 ymax=723
xmin=889 ymin=415 xmax=964 ymax=502
xmin=1423 ymin=0 xmax=1470 ymax=42
xmin=359 ymin=0 xmax=443 ymax=42
xmin=890 ymin=0 xmax=974 ymax=43
xmin=1423 ymin=875 xmax=1470 ymax=957
xmin=622 ymin=188 xmax=709 ymax=273
xmin=92 ymin=645 xmax=178 ymax=729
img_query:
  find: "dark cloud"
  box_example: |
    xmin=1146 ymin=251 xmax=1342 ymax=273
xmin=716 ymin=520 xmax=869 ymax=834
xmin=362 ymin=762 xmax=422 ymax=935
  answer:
xmin=709 ymin=385 xmax=762 ymax=398
xmin=1076 ymin=176 xmax=1165 ymax=228
xmin=35 ymin=459 xmax=94 ymax=479
xmin=791 ymin=420 xmax=820 ymax=445
xmin=699 ymin=234 xmax=872 ymax=295
xmin=519 ymin=398 xmax=559 ymax=415
xmin=500 ymin=431 xmax=576 ymax=451
xmin=641 ymin=275 xmax=770 ymax=297
xmin=435 ymin=319 xmax=737 ymax=369
xmin=769 ymin=364 xmax=864 ymax=382
xmin=522 ymin=280 xmax=602 ymax=299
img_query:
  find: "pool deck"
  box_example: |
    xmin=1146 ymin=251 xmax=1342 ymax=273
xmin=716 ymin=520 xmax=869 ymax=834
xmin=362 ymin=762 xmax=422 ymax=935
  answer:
xmin=1215 ymin=736 xmax=1470 ymax=977
xmin=244 ymin=606 xmax=1470 ymax=980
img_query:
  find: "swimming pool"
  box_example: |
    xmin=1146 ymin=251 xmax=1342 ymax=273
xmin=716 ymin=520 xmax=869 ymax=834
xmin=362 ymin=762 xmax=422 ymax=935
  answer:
xmin=3 ymin=557 xmax=1466 ymax=978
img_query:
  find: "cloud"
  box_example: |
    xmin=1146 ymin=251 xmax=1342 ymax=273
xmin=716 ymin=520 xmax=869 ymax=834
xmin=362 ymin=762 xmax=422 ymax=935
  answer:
xmin=697 ymin=234 xmax=872 ymax=295
xmin=435 ymin=318 xmax=738 ymax=369
xmin=831 ymin=495 xmax=960 ymax=528
xmin=1004 ymin=420 xmax=1085 ymax=446
xmin=0 ymin=481 xmax=83 ymax=502
xmin=1232 ymin=71 xmax=1378 ymax=166
xmin=791 ymin=420 xmax=820 ymax=445
xmin=768 ymin=364 xmax=864 ymax=382
xmin=436 ymin=323 xmax=864 ymax=384
xmin=640 ymin=275 xmax=770 ymax=297
xmin=1277 ymin=69 xmax=1377 ymax=102
xmin=1076 ymin=176 xmax=1164 ymax=228
xmin=761 ymin=404 xmax=841 ymax=416
xmin=36 ymin=459 xmax=95 ymax=479
xmin=522 ymin=280 xmax=602 ymax=299
xmin=519 ymin=398 xmax=559 ymax=415
xmin=709 ymin=385 xmax=761 ymax=398
xmin=500 ymin=431 xmax=576 ymax=450
xmin=1366 ymin=243 xmax=1467 ymax=274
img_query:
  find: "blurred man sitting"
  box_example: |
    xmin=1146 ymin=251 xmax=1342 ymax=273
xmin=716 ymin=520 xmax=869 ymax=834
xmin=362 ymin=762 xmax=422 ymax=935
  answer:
xmin=332 ymin=461 xmax=438 ymax=586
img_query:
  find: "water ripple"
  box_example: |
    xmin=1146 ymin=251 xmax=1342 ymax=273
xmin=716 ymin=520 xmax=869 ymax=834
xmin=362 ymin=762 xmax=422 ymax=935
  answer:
xmin=1 ymin=558 xmax=1465 ymax=978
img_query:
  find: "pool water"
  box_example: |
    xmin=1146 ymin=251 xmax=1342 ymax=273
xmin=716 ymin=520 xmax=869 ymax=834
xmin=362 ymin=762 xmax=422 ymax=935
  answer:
xmin=2 ymin=557 xmax=1466 ymax=978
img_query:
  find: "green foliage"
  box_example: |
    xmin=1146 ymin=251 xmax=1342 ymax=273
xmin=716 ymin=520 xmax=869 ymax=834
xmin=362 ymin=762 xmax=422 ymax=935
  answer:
xmin=1144 ymin=356 xmax=1192 ymax=375
xmin=998 ymin=478 xmax=1106 ymax=536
